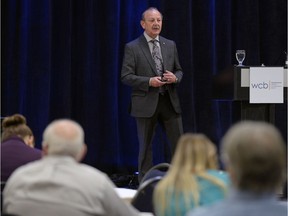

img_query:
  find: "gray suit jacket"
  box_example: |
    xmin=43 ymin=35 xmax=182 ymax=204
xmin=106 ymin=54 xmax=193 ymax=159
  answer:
xmin=121 ymin=34 xmax=183 ymax=118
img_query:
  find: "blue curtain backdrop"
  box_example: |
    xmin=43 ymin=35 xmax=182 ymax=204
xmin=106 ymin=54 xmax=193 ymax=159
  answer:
xmin=2 ymin=0 xmax=287 ymax=174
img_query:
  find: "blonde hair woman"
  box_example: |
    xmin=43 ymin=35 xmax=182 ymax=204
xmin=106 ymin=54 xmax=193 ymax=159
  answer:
xmin=153 ymin=133 xmax=229 ymax=216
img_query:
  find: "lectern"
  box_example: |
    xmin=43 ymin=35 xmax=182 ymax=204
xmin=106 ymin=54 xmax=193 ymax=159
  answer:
xmin=233 ymin=66 xmax=287 ymax=123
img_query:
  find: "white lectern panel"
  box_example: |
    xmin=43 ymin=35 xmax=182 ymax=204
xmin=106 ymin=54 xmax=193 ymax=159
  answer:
xmin=249 ymin=67 xmax=283 ymax=103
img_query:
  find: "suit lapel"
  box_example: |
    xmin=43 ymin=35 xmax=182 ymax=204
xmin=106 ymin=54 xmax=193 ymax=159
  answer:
xmin=159 ymin=37 xmax=167 ymax=72
xmin=139 ymin=35 xmax=158 ymax=75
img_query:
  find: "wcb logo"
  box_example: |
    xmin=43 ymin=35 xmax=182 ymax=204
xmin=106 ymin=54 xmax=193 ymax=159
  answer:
xmin=251 ymin=82 xmax=269 ymax=89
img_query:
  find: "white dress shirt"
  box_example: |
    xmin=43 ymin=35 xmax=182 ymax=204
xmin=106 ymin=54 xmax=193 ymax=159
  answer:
xmin=3 ymin=155 xmax=140 ymax=216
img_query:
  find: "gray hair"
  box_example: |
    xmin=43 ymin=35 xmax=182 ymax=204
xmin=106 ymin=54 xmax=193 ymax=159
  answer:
xmin=221 ymin=121 xmax=286 ymax=194
xmin=141 ymin=7 xmax=163 ymax=21
xmin=42 ymin=119 xmax=84 ymax=159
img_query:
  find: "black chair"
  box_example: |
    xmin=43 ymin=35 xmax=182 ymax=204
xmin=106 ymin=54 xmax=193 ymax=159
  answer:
xmin=1 ymin=181 xmax=6 ymax=213
xmin=280 ymin=180 xmax=287 ymax=201
xmin=131 ymin=176 xmax=163 ymax=213
xmin=140 ymin=162 xmax=170 ymax=185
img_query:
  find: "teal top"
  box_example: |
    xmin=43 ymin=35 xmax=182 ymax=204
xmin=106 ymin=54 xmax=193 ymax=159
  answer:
xmin=154 ymin=170 xmax=230 ymax=216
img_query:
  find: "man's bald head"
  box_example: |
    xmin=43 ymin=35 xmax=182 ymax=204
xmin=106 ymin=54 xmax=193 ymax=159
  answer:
xmin=42 ymin=119 xmax=85 ymax=160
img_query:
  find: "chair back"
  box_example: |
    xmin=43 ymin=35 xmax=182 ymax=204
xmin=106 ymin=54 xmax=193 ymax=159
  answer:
xmin=1 ymin=181 xmax=6 ymax=212
xmin=140 ymin=163 xmax=170 ymax=185
xmin=131 ymin=176 xmax=163 ymax=213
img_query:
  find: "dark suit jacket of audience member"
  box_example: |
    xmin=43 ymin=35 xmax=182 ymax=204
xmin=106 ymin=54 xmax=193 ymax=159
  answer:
xmin=1 ymin=136 xmax=42 ymax=182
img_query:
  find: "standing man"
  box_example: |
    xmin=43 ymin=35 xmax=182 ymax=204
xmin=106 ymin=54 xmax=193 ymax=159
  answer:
xmin=121 ymin=7 xmax=184 ymax=182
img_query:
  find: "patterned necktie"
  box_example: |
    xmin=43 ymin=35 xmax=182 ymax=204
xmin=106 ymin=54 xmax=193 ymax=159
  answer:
xmin=151 ymin=40 xmax=163 ymax=76
xmin=151 ymin=39 xmax=166 ymax=94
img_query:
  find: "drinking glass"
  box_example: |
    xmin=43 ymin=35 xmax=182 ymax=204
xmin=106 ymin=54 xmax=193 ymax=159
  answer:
xmin=236 ymin=50 xmax=246 ymax=66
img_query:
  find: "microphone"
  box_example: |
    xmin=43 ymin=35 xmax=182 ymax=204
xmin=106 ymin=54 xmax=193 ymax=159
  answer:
xmin=285 ymin=51 xmax=288 ymax=68
xmin=274 ymin=50 xmax=287 ymax=66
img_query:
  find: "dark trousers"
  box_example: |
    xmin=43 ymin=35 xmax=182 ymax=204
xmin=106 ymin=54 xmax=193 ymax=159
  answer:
xmin=136 ymin=93 xmax=183 ymax=182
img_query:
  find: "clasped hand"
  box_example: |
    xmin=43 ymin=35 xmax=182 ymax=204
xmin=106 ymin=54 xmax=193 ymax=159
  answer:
xmin=150 ymin=70 xmax=176 ymax=87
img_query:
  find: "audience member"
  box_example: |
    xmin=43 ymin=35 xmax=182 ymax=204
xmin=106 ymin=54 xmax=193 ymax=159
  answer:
xmin=1 ymin=114 xmax=42 ymax=182
xmin=3 ymin=119 xmax=140 ymax=216
xmin=153 ymin=133 xmax=229 ymax=216
xmin=187 ymin=121 xmax=287 ymax=216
